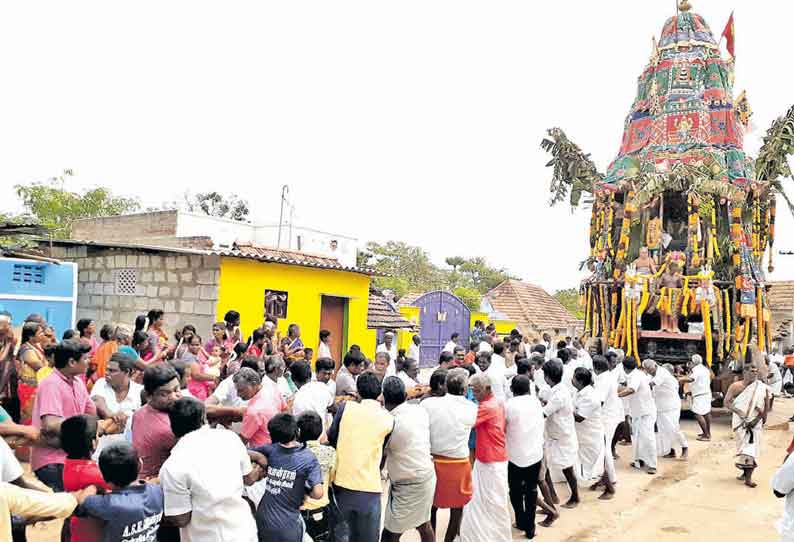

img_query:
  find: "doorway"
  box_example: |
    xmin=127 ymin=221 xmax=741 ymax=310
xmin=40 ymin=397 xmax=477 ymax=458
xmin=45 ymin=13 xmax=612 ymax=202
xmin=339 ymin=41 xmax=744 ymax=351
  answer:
xmin=320 ymin=295 xmax=347 ymax=370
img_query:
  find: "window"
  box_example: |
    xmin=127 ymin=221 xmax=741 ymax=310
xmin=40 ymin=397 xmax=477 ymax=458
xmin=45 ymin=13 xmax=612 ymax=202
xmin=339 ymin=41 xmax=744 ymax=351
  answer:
xmin=114 ymin=268 xmax=138 ymax=296
xmin=264 ymin=289 xmax=289 ymax=320
xmin=12 ymin=264 xmax=45 ymax=285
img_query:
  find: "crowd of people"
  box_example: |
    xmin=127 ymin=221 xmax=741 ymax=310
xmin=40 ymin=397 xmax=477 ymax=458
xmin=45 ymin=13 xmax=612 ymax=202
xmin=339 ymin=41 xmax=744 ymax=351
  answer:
xmin=0 ymin=309 xmax=792 ymax=542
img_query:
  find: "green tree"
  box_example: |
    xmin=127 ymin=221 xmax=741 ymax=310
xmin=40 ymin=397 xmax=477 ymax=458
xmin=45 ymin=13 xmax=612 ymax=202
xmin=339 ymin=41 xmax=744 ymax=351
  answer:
xmin=363 ymin=241 xmax=446 ymax=294
xmin=456 ymin=257 xmax=512 ymax=294
xmin=14 ymin=170 xmax=140 ymax=239
xmin=553 ymin=288 xmax=585 ymax=320
xmin=453 ymin=286 xmax=482 ymax=310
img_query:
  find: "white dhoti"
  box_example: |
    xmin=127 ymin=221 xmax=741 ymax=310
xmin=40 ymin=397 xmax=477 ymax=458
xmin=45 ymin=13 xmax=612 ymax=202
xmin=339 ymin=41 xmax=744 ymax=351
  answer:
xmin=576 ymin=425 xmax=605 ymax=483
xmin=691 ymin=393 xmax=712 ymax=416
xmin=460 ymin=461 xmax=512 ymax=542
xmin=631 ymin=414 xmax=657 ymax=469
xmin=732 ymin=381 xmax=770 ymax=470
xmin=657 ymin=408 xmax=688 ymax=454
xmin=544 ymin=435 xmax=578 ymax=471
xmin=603 ymin=419 xmax=619 ymax=484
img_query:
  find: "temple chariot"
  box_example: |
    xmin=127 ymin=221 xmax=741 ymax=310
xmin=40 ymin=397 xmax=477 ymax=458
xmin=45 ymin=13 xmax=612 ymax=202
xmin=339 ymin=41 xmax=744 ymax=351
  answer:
xmin=542 ymin=1 xmax=794 ymax=388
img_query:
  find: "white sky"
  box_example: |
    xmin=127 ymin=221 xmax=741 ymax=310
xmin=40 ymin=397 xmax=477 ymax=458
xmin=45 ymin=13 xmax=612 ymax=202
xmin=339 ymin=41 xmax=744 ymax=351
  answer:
xmin=1 ymin=0 xmax=793 ymax=291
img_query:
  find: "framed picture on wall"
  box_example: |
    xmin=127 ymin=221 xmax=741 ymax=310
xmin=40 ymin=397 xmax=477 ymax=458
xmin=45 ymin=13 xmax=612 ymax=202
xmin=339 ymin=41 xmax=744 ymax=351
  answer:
xmin=264 ymin=289 xmax=288 ymax=320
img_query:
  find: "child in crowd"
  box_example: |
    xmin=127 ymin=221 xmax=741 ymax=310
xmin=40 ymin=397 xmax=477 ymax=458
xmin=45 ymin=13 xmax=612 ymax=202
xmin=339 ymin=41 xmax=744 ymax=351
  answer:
xmin=61 ymin=414 xmax=112 ymax=542
xmin=170 ymin=360 xmax=194 ymax=398
xmin=76 ymin=442 xmax=164 ymax=542
xmin=205 ymin=344 xmax=223 ymax=378
xmin=251 ymin=413 xmax=323 ymax=542
xmin=37 ymin=344 xmax=56 ymax=383
xmin=297 ymin=411 xmax=336 ymax=541
xmin=303 ymin=347 xmax=314 ymax=367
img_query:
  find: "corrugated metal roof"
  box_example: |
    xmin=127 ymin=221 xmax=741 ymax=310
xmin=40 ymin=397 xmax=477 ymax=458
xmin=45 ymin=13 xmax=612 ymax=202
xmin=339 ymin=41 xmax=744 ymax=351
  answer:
xmin=368 ymin=290 xmax=417 ymax=330
xmin=485 ymin=279 xmax=578 ymax=332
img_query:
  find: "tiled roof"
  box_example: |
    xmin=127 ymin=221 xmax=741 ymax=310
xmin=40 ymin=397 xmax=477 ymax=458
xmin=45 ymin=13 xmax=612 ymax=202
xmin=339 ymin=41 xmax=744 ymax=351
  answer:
xmin=215 ymin=242 xmax=378 ymax=275
xmin=769 ymin=281 xmax=794 ymax=313
xmin=485 ymin=279 xmax=578 ymax=332
xmin=368 ymin=290 xmax=417 ymax=330
xmin=397 ymin=292 xmax=423 ymax=307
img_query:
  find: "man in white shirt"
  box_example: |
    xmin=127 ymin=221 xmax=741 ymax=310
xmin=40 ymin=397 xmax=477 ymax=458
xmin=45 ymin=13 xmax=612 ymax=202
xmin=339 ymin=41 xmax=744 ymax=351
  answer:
xmin=442 ymin=333 xmax=459 ymax=354
xmin=408 ymin=335 xmax=421 ymax=363
xmin=683 ymin=354 xmax=712 ymax=441
xmin=481 ymin=343 xmax=516 ymax=402
xmin=505 ymin=374 xmax=549 ymax=540
xmin=645 ymin=360 xmax=688 ymax=459
xmin=91 ymin=353 xmax=143 ymax=457
xmin=541 ymin=359 xmax=580 ymax=509
xmin=205 ymin=358 xmax=257 ymax=432
xmin=160 ymin=397 xmax=261 ymax=542
xmin=421 ymin=368 xmax=476 ymax=542
xmin=290 ymin=360 xmax=333 ymax=431
xmin=593 ymin=355 xmax=621 ymax=496
xmin=318 ymin=329 xmax=333 ymax=360
xmin=772 ymin=450 xmax=794 ymax=542
xmin=618 ymin=357 xmax=657 ymax=474
xmin=382 ymin=376 xmax=436 ymax=542
xmin=397 ymin=358 xmax=422 ymax=397
xmin=572 ymin=368 xmax=606 ymax=488
xmin=376 ymin=332 xmax=399 ymax=375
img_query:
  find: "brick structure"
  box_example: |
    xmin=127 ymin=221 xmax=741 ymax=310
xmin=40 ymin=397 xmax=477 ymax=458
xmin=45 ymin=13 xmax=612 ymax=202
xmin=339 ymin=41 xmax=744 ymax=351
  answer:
xmin=45 ymin=242 xmax=220 ymax=334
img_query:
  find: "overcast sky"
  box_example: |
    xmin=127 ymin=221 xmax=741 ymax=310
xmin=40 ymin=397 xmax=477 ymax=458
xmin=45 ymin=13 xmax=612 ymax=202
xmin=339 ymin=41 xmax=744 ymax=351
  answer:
xmin=1 ymin=0 xmax=792 ymax=291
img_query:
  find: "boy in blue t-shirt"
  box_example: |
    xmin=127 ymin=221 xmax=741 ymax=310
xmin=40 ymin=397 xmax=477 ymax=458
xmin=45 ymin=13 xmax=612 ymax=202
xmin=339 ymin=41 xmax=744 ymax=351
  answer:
xmin=76 ymin=441 xmax=164 ymax=542
xmin=252 ymin=413 xmax=323 ymax=542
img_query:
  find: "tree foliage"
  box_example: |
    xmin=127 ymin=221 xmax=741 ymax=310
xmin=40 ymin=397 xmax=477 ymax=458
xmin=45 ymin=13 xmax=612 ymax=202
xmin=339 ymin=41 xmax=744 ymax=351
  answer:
xmin=181 ymin=191 xmax=250 ymax=221
xmin=553 ymin=288 xmax=585 ymax=320
xmin=360 ymin=242 xmax=513 ymax=309
xmin=14 ymin=171 xmax=140 ymax=239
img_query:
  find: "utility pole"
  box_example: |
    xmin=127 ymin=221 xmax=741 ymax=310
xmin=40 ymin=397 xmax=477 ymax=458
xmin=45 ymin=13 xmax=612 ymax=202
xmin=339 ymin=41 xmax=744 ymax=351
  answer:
xmin=277 ymin=185 xmax=289 ymax=248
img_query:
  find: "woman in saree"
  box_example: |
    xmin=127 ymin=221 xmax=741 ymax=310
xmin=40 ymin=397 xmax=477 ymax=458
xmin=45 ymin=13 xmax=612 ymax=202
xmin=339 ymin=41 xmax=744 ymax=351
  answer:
xmin=16 ymin=321 xmax=47 ymax=424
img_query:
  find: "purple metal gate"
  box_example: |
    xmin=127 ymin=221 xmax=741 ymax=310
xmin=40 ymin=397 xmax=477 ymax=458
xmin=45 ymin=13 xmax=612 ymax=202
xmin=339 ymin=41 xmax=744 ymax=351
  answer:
xmin=414 ymin=291 xmax=471 ymax=367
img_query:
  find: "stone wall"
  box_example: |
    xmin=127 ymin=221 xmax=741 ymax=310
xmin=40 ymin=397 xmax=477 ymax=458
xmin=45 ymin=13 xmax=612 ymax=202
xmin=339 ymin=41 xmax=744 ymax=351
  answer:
xmin=47 ymin=244 xmax=221 ymax=335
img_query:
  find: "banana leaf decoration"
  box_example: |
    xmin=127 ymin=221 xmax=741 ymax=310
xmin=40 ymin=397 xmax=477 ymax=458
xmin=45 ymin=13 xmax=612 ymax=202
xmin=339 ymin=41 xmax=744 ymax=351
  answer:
xmin=755 ymin=105 xmax=794 ymax=216
xmin=541 ymin=128 xmax=604 ymax=208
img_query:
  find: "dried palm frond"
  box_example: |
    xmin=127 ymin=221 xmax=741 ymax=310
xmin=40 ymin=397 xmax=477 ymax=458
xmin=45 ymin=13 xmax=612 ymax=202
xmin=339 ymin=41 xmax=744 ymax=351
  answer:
xmin=541 ymin=128 xmax=604 ymax=208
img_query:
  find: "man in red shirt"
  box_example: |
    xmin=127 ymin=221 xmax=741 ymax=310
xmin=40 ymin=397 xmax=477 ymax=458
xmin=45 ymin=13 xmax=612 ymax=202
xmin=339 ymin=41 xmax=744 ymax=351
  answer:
xmin=130 ymin=363 xmax=180 ymax=478
xmin=458 ymin=374 xmax=512 ymax=542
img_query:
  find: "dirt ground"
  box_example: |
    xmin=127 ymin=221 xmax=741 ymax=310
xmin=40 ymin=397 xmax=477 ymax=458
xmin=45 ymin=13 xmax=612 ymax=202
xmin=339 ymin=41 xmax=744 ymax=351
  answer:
xmin=406 ymin=399 xmax=793 ymax=542
xmin=25 ymin=399 xmax=793 ymax=542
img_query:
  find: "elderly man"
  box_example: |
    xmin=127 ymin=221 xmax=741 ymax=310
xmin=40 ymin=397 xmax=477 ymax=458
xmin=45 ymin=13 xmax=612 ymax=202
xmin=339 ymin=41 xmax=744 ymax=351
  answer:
xmin=421 ymin=368 xmax=477 ymax=542
xmin=645 ymin=359 xmax=688 ymax=459
xmin=541 ymin=358 xmax=580 ymax=509
xmin=683 ymin=354 xmax=712 ymax=441
xmin=235 ymin=367 xmax=287 ymax=447
xmin=381 ymin=376 xmax=436 ymax=542
xmin=397 ymin=358 xmax=422 ymax=394
xmin=724 ymin=363 xmax=771 ymax=488
xmin=376 ymin=332 xmax=398 ymax=375
xmin=618 ymin=357 xmax=657 ymax=475
xmin=460 ymin=373 xmax=511 ymax=542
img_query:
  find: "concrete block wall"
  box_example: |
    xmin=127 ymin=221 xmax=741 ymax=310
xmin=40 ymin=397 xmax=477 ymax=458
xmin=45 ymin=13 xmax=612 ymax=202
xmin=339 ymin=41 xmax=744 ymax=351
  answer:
xmin=47 ymin=245 xmax=221 ymax=337
xmin=71 ymin=211 xmax=179 ymax=245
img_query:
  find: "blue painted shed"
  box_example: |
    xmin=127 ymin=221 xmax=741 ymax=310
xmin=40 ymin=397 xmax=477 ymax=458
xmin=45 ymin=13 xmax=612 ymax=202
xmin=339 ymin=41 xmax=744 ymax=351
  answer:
xmin=0 ymin=257 xmax=77 ymax=336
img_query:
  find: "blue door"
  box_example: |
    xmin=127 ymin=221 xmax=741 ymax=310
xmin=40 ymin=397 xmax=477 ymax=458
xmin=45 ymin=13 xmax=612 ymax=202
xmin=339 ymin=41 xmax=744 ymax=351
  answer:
xmin=414 ymin=292 xmax=471 ymax=367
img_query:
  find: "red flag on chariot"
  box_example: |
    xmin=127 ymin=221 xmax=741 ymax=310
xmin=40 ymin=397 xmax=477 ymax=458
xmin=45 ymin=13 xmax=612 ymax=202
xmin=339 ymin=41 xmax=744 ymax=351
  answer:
xmin=722 ymin=12 xmax=735 ymax=58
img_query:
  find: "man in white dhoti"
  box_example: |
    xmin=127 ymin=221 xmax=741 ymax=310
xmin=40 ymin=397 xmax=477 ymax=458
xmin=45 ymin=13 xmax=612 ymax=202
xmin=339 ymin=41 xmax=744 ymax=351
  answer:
xmin=540 ymin=359 xmax=580 ymax=509
xmin=592 ymin=355 xmax=620 ymax=499
xmin=645 ymin=359 xmax=688 ymax=460
xmin=572 ymin=368 xmax=608 ymax=492
xmin=618 ymin=357 xmax=657 ymax=474
xmin=724 ymin=363 xmax=771 ymax=488
xmin=772 ymin=449 xmax=794 ymax=542
xmin=460 ymin=374 xmax=511 ymax=542
xmin=768 ymin=354 xmax=783 ymax=410
xmin=683 ymin=354 xmax=712 ymax=441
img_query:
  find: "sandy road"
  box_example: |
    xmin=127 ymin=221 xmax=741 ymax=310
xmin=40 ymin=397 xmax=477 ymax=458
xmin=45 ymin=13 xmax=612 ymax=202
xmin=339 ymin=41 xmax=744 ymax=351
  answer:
xmin=404 ymin=401 xmax=793 ymax=542
xmin=26 ymin=399 xmax=792 ymax=542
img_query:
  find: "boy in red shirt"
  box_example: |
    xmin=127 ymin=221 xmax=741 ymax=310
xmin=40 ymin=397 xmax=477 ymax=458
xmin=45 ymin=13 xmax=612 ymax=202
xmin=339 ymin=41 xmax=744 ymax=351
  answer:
xmin=61 ymin=415 xmax=112 ymax=542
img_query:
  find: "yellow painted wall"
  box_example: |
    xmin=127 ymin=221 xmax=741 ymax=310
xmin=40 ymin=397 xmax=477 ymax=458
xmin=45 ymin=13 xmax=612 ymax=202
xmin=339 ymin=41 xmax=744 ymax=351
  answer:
xmin=397 ymin=307 xmax=421 ymax=350
xmin=216 ymin=257 xmax=377 ymax=359
xmin=467 ymin=311 xmax=518 ymax=341
xmin=470 ymin=311 xmax=489 ymax=329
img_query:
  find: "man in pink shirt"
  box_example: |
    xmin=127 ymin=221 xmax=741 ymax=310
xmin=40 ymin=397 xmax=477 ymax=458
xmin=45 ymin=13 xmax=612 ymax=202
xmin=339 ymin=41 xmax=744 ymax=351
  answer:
xmin=31 ymin=340 xmax=98 ymax=492
xmin=234 ymin=367 xmax=287 ymax=447
xmin=129 ymin=363 xmax=181 ymax=478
